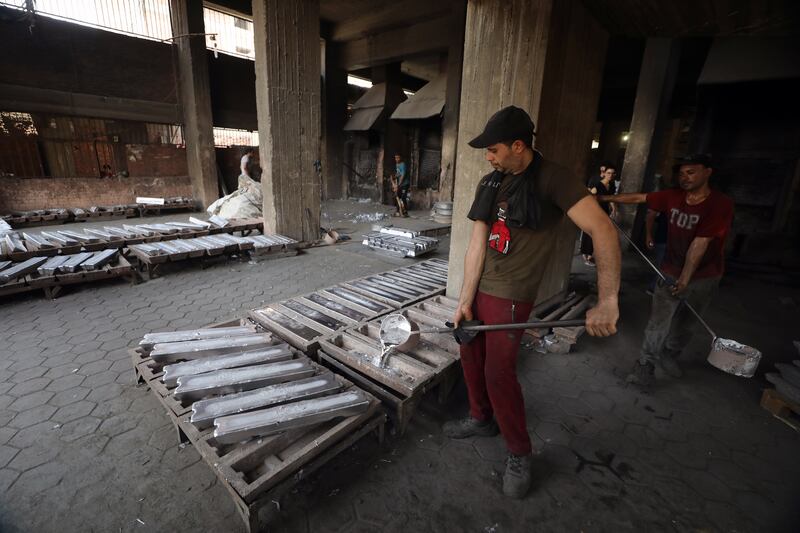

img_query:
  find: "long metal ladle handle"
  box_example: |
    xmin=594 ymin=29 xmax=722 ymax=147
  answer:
xmin=610 ymin=217 xmax=717 ymax=339
xmin=418 ymin=319 xmax=586 ymax=334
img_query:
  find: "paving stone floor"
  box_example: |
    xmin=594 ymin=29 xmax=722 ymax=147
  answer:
xmin=0 ymin=211 xmax=798 ymax=532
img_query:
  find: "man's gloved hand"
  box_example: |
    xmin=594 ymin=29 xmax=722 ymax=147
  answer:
xmin=445 ymin=320 xmax=483 ymax=345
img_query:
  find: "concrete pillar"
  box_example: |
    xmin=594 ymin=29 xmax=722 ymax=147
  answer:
xmin=373 ymin=63 xmax=407 ymax=204
xmin=323 ymin=40 xmax=348 ymax=200
xmin=446 ymin=0 xmax=608 ymax=302
xmin=618 ymin=38 xmax=681 ymax=231
xmin=438 ymin=1 xmax=467 ymax=201
xmin=169 ymin=0 xmax=218 ymax=209
xmin=252 ymin=0 xmax=321 ymax=242
xmin=597 ymin=118 xmax=629 ymax=169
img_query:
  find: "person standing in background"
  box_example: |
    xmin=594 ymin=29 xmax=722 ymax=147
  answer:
xmin=580 ymin=164 xmax=618 ymax=266
xmin=392 ymin=154 xmax=410 ymax=217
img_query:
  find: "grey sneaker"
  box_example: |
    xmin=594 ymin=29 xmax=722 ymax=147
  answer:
xmin=442 ymin=417 xmax=499 ymax=439
xmin=503 ymin=454 xmax=532 ymax=498
xmin=626 ymin=361 xmax=656 ymax=388
xmin=658 ymin=356 xmax=683 ymax=378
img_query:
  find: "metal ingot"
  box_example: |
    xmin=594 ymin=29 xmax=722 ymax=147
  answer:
xmin=190 ymin=373 xmax=341 ymax=429
xmin=162 ymin=344 xmax=293 ymax=387
xmin=173 ymin=359 xmax=315 ymax=402
xmin=212 ymin=389 xmax=370 ymax=445
xmin=150 ymin=334 xmax=274 ymax=364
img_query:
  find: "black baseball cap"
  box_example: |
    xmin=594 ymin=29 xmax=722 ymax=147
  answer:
xmin=468 ymin=106 xmax=535 ymax=148
xmin=675 ymin=153 xmax=712 ymax=167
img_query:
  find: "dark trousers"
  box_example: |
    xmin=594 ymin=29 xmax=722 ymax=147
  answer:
xmin=639 ymin=276 xmax=720 ymax=364
xmin=396 ymin=186 xmax=409 ymax=213
xmin=460 ymin=291 xmax=534 ymax=456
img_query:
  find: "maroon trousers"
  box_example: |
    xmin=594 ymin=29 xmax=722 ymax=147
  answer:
xmin=460 ymin=291 xmax=534 ymax=456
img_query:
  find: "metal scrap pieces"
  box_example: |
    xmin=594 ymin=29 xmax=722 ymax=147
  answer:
xmin=173 ymin=358 xmax=316 ymax=402
xmin=212 ymin=389 xmax=370 ymax=444
xmin=362 ymin=228 xmax=439 ymax=257
xmin=208 ymin=215 xmax=229 ymax=228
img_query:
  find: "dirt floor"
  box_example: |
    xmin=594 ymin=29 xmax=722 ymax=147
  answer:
xmin=0 ymin=200 xmax=798 ymax=532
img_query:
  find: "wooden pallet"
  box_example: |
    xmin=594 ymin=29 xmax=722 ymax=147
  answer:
xmin=0 ymin=255 xmax=138 ymax=300
xmin=132 ymin=318 xmax=385 ymax=532
xmin=317 ymin=294 xmax=461 ymax=435
xmin=11 ymin=218 xmax=264 ymax=258
xmin=761 ymin=388 xmax=800 ymax=431
xmin=248 ymin=286 xmax=392 ymax=355
xmin=341 ymin=258 xmax=448 ymax=310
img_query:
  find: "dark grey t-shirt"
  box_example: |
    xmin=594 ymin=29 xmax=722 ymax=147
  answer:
xmin=468 ymin=158 xmax=588 ymax=302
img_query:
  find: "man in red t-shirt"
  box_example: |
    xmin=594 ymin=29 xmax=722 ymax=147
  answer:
xmin=602 ymin=154 xmax=734 ymax=387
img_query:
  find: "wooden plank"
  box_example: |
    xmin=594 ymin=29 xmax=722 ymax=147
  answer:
xmin=238 ymin=395 xmax=379 ymax=502
xmin=761 ymin=388 xmax=800 ymax=432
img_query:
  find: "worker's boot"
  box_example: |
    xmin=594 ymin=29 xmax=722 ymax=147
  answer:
xmin=442 ymin=417 xmax=499 ymax=439
xmin=503 ymin=453 xmax=532 ymax=498
xmin=658 ymin=356 xmax=683 ymax=378
xmin=626 ymin=361 xmax=656 ymax=389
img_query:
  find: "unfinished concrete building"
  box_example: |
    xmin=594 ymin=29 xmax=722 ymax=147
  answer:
xmin=0 ymin=0 xmax=798 ymax=531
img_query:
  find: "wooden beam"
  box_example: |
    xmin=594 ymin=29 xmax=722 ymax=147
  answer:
xmin=0 ymin=83 xmax=180 ymax=124
xmin=337 ymin=15 xmax=456 ymax=70
xmin=330 ymin=0 xmax=451 ymax=42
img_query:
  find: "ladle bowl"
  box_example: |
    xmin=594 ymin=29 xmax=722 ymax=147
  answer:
xmin=707 ymin=337 xmax=762 ymax=378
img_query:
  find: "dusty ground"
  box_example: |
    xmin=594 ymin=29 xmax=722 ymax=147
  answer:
xmin=0 ymin=201 xmax=798 ymax=532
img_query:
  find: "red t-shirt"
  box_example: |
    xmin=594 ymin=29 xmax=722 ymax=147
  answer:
xmin=646 ymin=189 xmax=734 ymax=279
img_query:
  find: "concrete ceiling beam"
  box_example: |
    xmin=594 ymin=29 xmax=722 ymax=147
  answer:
xmin=329 ymin=0 xmax=452 ymax=42
xmin=337 ymin=15 xmax=457 ymax=71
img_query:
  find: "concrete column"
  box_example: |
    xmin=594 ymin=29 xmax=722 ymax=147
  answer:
xmin=597 ymin=119 xmax=628 ymax=169
xmin=618 ymin=38 xmax=681 ymax=231
xmin=446 ymin=0 xmax=608 ymax=302
xmin=169 ymin=0 xmax=218 ymax=209
xmin=438 ymin=1 xmax=467 ymax=201
xmin=372 ymin=63 xmax=407 ymax=204
xmin=323 ymin=40 xmax=348 ymax=200
xmin=252 ymin=0 xmax=321 ymax=242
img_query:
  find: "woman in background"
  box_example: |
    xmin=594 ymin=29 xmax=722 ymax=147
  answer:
xmin=580 ymin=164 xmax=618 ymax=266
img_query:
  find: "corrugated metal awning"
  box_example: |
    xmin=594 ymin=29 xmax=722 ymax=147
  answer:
xmin=343 ymin=83 xmax=388 ymax=131
xmin=343 ymin=107 xmax=384 ymax=131
xmin=391 ymin=76 xmax=446 ymax=120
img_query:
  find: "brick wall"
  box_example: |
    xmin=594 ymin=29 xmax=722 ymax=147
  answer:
xmin=0 ymin=176 xmax=193 ymax=212
xmin=126 ymin=145 xmax=189 ymax=177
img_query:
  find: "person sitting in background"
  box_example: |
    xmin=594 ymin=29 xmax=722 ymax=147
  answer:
xmin=240 ymin=148 xmax=255 ymax=179
xmin=580 ymin=164 xmax=618 ymax=266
